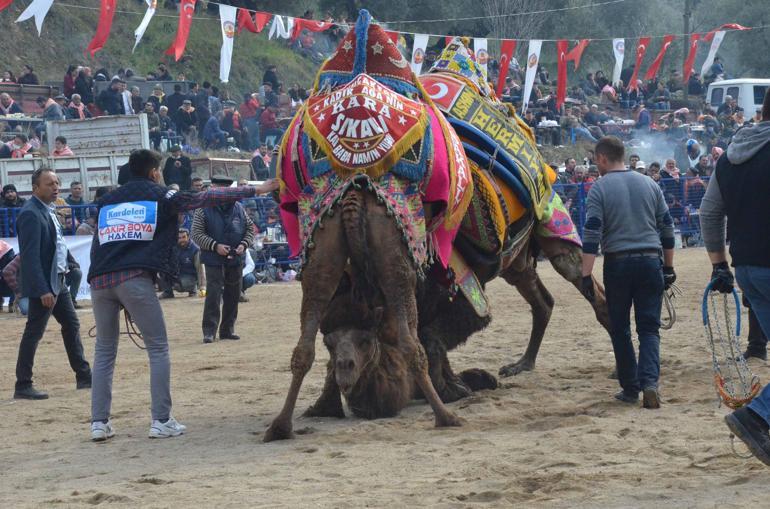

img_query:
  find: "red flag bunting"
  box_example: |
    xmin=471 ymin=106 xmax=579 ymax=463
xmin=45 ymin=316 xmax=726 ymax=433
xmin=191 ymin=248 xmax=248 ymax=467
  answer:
xmin=565 ymin=39 xmax=590 ymax=71
xmin=254 ymin=12 xmax=271 ymax=33
xmin=0 ymin=0 xmax=13 ymax=12
xmin=682 ymin=33 xmax=701 ymax=84
xmin=291 ymin=18 xmax=333 ymax=41
xmin=556 ymin=40 xmax=568 ymax=110
xmin=237 ymin=8 xmax=258 ymax=33
xmin=644 ymin=35 xmax=675 ymax=81
xmin=85 ymin=0 xmax=117 ymax=57
xmin=385 ymin=30 xmax=399 ymax=44
xmin=627 ymin=37 xmax=651 ymax=91
xmin=165 ymin=0 xmax=196 ymax=62
xmin=496 ymin=39 xmax=517 ymax=96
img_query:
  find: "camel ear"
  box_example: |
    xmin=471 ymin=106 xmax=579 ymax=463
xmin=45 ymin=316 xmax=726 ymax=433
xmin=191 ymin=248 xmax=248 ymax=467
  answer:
xmin=371 ymin=307 xmax=384 ymax=328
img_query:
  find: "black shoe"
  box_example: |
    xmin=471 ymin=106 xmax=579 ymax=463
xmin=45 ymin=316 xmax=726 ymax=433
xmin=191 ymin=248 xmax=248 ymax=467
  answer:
xmin=739 ymin=349 xmax=768 ymax=362
xmin=239 ymin=294 xmax=249 ymax=303
xmin=158 ymin=292 xmax=174 ymax=300
xmin=73 ymin=302 xmax=83 ymax=309
xmin=14 ymin=386 xmax=49 ymax=400
xmin=725 ymin=407 xmax=770 ymax=466
xmin=642 ymin=387 xmax=661 ymax=409
xmin=203 ymin=335 xmax=214 ymax=344
xmin=614 ymin=390 xmax=639 ymax=404
xmin=188 ymin=292 xmax=196 ymax=297
xmin=76 ymin=378 xmax=92 ymax=390
xmin=220 ymin=334 xmax=240 ymax=340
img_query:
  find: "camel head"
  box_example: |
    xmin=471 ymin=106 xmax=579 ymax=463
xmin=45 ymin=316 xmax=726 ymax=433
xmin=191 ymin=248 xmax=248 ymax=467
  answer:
xmin=323 ymin=307 xmax=383 ymax=396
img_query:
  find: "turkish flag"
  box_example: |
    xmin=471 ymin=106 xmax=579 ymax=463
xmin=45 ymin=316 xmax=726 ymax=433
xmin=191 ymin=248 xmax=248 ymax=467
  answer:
xmin=627 ymin=37 xmax=651 ymax=91
xmin=682 ymin=33 xmax=701 ymax=84
xmin=385 ymin=30 xmax=399 ymax=45
xmin=85 ymin=0 xmax=117 ymax=57
xmin=704 ymin=23 xmax=749 ymax=43
xmin=254 ymin=12 xmax=271 ymax=32
xmin=165 ymin=0 xmax=196 ymax=62
xmin=496 ymin=39 xmax=517 ymax=96
xmin=644 ymin=35 xmax=675 ymax=81
xmin=0 ymin=0 xmax=13 ymax=12
xmin=291 ymin=18 xmax=332 ymax=41
xmin=237 ymin=9 xmax=257 ymax=33
xmin=556 ymin=40 xmax=569 ymax=109
xmin=566 ymin=39 xmax=590 ymax=71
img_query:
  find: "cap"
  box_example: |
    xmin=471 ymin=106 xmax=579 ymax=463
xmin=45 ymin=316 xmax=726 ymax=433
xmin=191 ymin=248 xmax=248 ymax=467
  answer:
xmin=635 ymin=161 xmax=646 ymax=169
xmin=211 ymin=174 xmax=235 ymax=185
xmin=2 ymin=184 xmax=17 ymax=193
xmin=154 ymin=84 xmax=163 ymax=90
xmin=54 ymin=94 xmax=67 ymax=101
xmin=182 ymin=99 xmax=192 ymax=105
xmin=170 ymin=145 xmax=182 ymax=153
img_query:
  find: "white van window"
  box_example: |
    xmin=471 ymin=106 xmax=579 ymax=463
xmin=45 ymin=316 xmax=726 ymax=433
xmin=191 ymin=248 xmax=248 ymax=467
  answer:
xmin=711 ymin=88 xmax=723 ymax=106
xmin=754 ymin=86 xmax=768 ymax=106
xmin=727 ymin=86 xmax=740 ymax=99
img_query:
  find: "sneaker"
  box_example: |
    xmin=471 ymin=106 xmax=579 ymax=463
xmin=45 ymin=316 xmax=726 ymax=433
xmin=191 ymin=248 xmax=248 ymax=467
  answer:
xmin=158 ymin=292 xmax=174 ymax=300
xmin=725 ymin=407 xmax=770 ymax=466
xmin=91 ymin=420 xmax=116 ymax=442
xmin=614 ymin=390 xmax=639 ymax=404
xmin=642 ymin=387 xmax=661 ymax=409
xmin=149 ymin=417 xmax=187 ymax=438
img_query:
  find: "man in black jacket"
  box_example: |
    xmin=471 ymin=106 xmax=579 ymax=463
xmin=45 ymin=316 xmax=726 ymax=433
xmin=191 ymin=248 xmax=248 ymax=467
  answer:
xmin=87 ymin=150 xmax=276 ymax=441
xmin=162 ymin=146 xmax=193 ymax=190
xmin=700 ymin=88 xmax=770 ymax=466
xmin=13 ymin=168 xmax=91 ymax=400
xmin=96 ymin=78 xmax=124 ymax=115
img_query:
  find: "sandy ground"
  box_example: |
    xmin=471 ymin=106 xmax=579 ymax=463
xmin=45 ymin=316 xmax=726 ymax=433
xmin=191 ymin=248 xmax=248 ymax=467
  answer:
xmin=1 ymin=247 xmax=768 ymax=508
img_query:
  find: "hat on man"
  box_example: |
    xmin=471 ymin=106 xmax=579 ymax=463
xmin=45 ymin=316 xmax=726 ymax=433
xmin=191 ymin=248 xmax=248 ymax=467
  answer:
xmin=211 ymin=174 xmax=235 ymax=186
xmin=2 ymin=184 xmax=17 ymax=194
xmin=170 ymin=145 xmax=182 ymax=153
xmin=154 ymin=84 xmax=163 ymax=91
xmin=54 ymin=94 xmax=67 ymax=101
xmin=635 ymin=161 xmax=647 ymax=170
xmin=182 ymin=99 xmax=192 ymax=105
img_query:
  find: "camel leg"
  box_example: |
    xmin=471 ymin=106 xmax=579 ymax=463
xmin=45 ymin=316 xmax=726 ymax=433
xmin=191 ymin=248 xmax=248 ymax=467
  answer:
xmin=499 ymin=264 xmax=554 ymax=377
xmin=303 ymin=360 xmax=345 ymax=418
xmin=422 ymin=334 xmax=472 ymax=403
xmin=264 ymin=221 xmax=347 ymax=442
xmin=538 ymin=236 xmax=611 ymax=333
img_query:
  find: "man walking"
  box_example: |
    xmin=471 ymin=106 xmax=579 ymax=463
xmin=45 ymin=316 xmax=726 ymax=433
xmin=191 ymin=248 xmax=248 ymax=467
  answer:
xmin=14 ymin=168 xmax=92 ymax=400
xmin=192 ymin=175 xmax=255 ymax=344
xmin=580 ymin=136 xmax=676 ymax=409
xmin=700 ymin=88 xmax=770 ymax=466
xmin=88 ymin=150 xmax=276 ymax=441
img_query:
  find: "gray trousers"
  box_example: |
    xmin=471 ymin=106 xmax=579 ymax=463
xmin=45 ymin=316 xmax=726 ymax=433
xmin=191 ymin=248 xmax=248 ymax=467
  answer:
xmin=91 ymin=275 xmax=172 ymax=422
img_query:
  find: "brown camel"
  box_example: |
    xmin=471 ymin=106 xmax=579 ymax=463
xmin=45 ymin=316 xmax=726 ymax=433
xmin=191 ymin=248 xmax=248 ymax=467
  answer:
xmin=263 ymin=184 xmax=463 ymax=442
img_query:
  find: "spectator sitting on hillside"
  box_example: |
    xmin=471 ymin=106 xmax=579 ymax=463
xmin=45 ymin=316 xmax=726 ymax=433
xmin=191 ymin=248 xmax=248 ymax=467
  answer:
xmin=651 ymin=82 xmax=671 ymax=110
xmin=162 ymin=145 xmax=193 ymax=190
xmin=203 ymin=113 xmax=228 ymax=150
xmin=147 ymin=84 xmax=166 ymax=113
xmin=259 ymin=105 xmax=283 ymax=144
xmin=144 ymin=102 xmax=162 ymax=151
xmin=260 ymin=82 xmax=278 ymax=108
xmin=165 ymin=84 xmax=189 ymax=114
xmin=17 ymin=64 xmax=38 ymax=85
xmin=600 ymin=82 xmax=618 ymax=104
xmin=174 ymin=100 xmax=198 ymax=147
xmin=581 ymin=73 xmax=601 ymax=96
xmin=251 ymin=144 xmax=272 ymax=180
xmin=240 ymin=93 xmax=261 ymax=151
xmin=67 ymin=94 xmax=91 ymax=120
xmin=560 ymin=107 xmax=598 ymax=143
xmin=155 ymin=63 xmax=172 ymax=81
xmin=52 ymin=136 xmax=74 ymax=157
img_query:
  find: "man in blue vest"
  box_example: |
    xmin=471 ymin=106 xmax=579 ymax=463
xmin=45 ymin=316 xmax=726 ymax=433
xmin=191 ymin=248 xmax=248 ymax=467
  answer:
xmin=192 ymin=175 xmax=255 ymax=344
xmin=88 ymin=151 xmax=276 ymax=441
xmin=158 ymin=228 xmax=205 ymax=298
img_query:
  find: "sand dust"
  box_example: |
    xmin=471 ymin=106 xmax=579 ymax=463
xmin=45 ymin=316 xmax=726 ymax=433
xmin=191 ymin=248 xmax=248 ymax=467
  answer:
xmin=1 ymin=247 xmax=768 ymax=508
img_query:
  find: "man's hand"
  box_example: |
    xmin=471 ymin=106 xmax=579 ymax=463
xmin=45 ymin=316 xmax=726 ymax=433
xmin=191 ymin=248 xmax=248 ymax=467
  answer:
xmin=580 ymin=275 xmax=595 ymax=302
xmin=255 ymin=179 xmax=279 ymax=194
xmin=40 ymin=293 xmax=55 ymax=309
xmin=663 ymin=266 xmax=677 ymax=289
xmin=711 ymin=261 xmax=734 ymax=294
xmin=235 ymin=244 xmax=245 ymax=256
xmin=216 ymin=244 xmax=231 ymax=257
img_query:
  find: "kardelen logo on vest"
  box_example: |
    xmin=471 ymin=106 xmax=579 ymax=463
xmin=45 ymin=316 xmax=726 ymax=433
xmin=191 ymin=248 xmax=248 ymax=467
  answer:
xmin=98 ymin=201 xmax=159 ymax=244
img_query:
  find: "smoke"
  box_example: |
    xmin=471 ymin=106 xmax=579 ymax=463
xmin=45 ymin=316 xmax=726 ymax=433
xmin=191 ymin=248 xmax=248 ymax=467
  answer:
xmin=625 ymin=132 xmax=680 ymax=167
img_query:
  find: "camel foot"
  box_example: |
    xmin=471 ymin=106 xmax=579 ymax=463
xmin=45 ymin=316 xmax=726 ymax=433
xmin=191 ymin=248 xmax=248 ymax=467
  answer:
xmin=460 ymin=368 xmax=499 ymax=391
xmin=435 ymin=411 xmax=464 ymax=428
xmin=437 ymin=379 xmax=473 ymax=403
xmin=263 ymin=419 xmax=295 ymax=442
xmin=499 ymin=357 xmax=535 ymax=378
xmin=303 ymin=402 xmax=345 ymax=419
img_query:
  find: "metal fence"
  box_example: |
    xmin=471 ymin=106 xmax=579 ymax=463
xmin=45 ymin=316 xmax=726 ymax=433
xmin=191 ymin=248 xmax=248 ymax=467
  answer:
xmin=550 ymin=175 xmax=708 ymax=248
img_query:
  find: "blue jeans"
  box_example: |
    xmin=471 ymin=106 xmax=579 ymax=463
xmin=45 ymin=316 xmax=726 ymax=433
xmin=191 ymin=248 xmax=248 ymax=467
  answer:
xmin=603 ymin=255 xmax=664 ymax=395
xmin=244 ymin=118 xmax=260 ymax=150
xmin=242 ymin=272 xmax=256 ymax=291
xmin=737 ymin=266 xmax=770 ymax=425
xmin=574 ymin=127 xmax=598 ymax=143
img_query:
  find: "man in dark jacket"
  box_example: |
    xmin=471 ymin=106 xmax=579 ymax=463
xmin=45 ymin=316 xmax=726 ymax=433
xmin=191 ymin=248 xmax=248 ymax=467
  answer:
xmin=13 ymin=168 xmax=92 ymax=400
xmin=87 ymin=150 xmax=276 ymax=441
xmin=162 ymin=146 xmax=193 ymax=190
xmin=165 ymin=84 xmax=186 ymax=116
xmin=700 ymin=88 xmax=770 ymax=467
xmin=192 ymin=175 xmax=256 ymax=343
xmin=96 ymin=78 xmax=124 ymax=115
xmin=173 ymin=100 xmax=198 ymax=146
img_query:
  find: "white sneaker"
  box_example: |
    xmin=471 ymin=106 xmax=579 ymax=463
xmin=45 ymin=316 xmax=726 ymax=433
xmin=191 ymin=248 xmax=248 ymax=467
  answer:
xmin=149 ymin=417 xmax=187 ymax=438
xmin=91 ymin=420 xmax=116 ymax=442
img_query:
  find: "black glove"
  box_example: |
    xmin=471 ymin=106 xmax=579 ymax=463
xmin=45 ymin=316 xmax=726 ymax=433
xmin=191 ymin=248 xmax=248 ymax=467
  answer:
xmin=580 ymin=275 xmax=595 ymax=302
xmin=710 ymin=261 xmax=734 ymax=294
xmin=663 ymin=266 xmax=676 ymax=290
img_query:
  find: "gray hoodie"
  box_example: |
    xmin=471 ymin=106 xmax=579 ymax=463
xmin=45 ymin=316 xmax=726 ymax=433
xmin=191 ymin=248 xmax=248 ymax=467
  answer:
xmin=726 ymin=121 xmax=770 ymax=164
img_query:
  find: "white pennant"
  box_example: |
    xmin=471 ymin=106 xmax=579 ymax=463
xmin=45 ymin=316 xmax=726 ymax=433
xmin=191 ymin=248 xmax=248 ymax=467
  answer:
xmin=701 ymin=31 xmax=726 ymax=79
xmin=133 ymin=0 xmax=157 ymax=53
xmin=411 ymin=34 xmax=429 ymax=75
xmin=268 ymin=16 xmax=292 ymax=40
xmin=219 ymin=5 xmax=237 ymax=83
xmin=474 ymin=38 xmax=489 ymax=75
xmin=16 ymin=0 xmax=55 ymax=36
xmin=612 ymin=38 xmax=625 ymax=86
xmin=521 ymin=40 xmax=542 ymax=115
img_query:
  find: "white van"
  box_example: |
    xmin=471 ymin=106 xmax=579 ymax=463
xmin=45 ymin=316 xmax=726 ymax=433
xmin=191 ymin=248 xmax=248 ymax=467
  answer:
xmin=707 ymin=79 xmax=770 ymax=115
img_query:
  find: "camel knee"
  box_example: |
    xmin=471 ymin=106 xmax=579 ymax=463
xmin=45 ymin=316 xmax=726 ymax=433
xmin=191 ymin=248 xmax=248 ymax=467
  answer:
xmin=290 ymin=344 xmax=316 ymax=376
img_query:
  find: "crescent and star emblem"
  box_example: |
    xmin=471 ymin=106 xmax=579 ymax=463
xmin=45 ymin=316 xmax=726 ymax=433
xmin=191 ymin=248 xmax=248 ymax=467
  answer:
xmin=428 ymin=83 xmax=449 ymax=100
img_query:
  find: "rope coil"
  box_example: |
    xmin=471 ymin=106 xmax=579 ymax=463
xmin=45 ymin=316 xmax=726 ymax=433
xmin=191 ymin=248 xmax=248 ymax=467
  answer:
xmin=660 ymin=283 xmax=681 ymax=331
